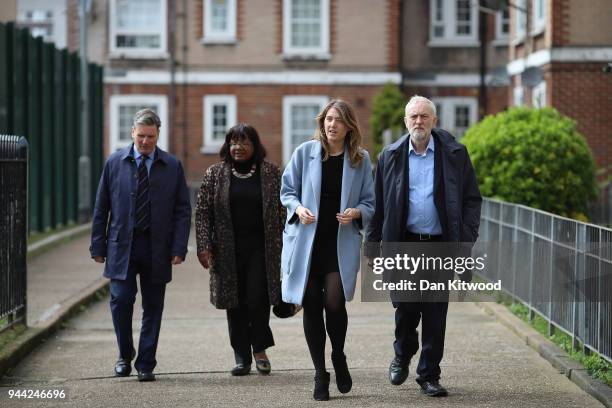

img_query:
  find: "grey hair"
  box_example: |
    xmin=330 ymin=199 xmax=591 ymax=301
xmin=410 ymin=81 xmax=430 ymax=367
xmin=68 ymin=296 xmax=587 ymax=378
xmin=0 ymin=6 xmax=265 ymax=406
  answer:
xmin=133 ymin=108 xmax=161 ymax=129
xmin=405 ymin=95 xmax=437 ymax=117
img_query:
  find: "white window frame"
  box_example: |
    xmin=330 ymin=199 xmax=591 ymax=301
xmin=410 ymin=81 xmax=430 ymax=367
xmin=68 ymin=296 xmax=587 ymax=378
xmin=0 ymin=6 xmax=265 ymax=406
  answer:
xmin=201 ymin=95 xmax=237 ymax=154
xmin=109 ymin=0 xmax=168 ymax=59
xmin=531 ymin=81 xmax=546 ymax=108
xmin=282 ymin=95 xmax=328 ymax=164
xmin=282 ymin=0 xmax=330 ymax=59
xmin=202 ymin=0 xmax=237 ymax=44
xmin=109 ymin=95 xmax=169 ymax=154
xmin=431 ymin=97 xmax=478 ymax=139
xmin=513 ymin=86 xmax=525 ymax=106
xmin=495 ymin=8 xmax=510 ymax=42
xmin=429 ymin=0 xmax=479 ymax=47
xmin=514 ymin=0 xmax=527 ymax=42
xmin=531 ymin=0 xmax=546 ymax=35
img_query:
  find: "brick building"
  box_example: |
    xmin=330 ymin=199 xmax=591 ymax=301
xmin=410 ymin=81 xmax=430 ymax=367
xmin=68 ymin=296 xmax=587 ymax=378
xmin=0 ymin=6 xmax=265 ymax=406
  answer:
xmin=74 ymin=0 xmax=401 ymax=186
xmin=507 ymin=0 xmax=612 ymax=171
xmin=400 ymin=0 xmax=511 ymax=139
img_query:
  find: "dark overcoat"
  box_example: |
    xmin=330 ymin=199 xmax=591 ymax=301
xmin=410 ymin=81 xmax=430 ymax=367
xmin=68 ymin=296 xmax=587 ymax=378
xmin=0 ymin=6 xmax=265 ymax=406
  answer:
xmin=90 ymin=145 xmax=192 ymax=284
xmin=195 ymin=161 xmax=284 ymax=309
xmin=365 ymin=128 xmax=482 ymax=248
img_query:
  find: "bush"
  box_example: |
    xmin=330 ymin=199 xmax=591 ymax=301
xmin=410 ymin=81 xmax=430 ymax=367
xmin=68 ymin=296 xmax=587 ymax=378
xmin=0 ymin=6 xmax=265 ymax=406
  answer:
xmin=462 ymin=107 xmax=597 ymax=219
xmin=369 ymin=82 xmax=406 ymax=157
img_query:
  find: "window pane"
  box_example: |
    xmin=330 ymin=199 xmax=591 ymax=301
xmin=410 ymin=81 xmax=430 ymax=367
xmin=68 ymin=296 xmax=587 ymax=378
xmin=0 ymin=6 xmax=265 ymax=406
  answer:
xmin=290 ymin=104 xmax=319 ymax=149
xmin=435 ymin=104 xmax=442 ymax=127
xmin=116 ymin=35 xmax=160 ymax=48
xmin=116 ymin=0 xmax=162 ymax=29
xmin=291 ymin=0 xmax=322 ymax=48
xmin=456 ymin=0 xmax=472 ymax=35
xmin=119 ymin=104 xmax=158 ymax=142
xmin=454 ymin=105 xmax=470 ymax=128
xmin=211 ymin=0 xmax=228 ymax=32
xmin=435 ymin=0 xmax=443 ymax=21
xmin=212 ymin=104 xmax=228 ymax=141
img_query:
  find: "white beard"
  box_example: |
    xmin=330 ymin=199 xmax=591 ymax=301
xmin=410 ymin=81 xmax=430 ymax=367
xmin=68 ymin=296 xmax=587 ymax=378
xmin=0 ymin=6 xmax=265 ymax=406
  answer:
xmin=411 ymin=129 xmax=428 ymax=142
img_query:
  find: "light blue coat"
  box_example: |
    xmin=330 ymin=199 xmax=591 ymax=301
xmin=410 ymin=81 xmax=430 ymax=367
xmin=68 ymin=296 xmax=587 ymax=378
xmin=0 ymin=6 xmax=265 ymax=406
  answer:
xmin=280 ymin=140 xmax=375 ymax=305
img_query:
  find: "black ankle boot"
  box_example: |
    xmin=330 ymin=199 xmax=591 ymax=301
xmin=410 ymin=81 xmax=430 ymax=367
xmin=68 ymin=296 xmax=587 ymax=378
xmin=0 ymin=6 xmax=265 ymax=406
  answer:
xmin=313 ymin=371 xmax=330 ymax=401
xmin=331 ymin=351 xmax=352 ymax=394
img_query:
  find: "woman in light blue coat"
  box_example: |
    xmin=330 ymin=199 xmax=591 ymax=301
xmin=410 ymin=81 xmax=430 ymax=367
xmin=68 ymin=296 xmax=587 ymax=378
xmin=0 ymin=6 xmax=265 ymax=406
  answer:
xmin=280 ymin=99 xmax=375 ymax=401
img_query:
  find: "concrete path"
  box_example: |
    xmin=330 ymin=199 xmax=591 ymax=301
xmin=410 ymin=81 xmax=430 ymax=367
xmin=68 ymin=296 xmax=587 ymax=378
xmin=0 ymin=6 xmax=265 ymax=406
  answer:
xmin=0 ymin=232 xmax=604 ymax=407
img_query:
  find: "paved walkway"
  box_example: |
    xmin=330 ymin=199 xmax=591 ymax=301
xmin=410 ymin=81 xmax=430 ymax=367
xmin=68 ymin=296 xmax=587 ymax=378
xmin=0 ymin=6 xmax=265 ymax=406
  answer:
xmin=0 ymin=232 xmax=604 ymax=407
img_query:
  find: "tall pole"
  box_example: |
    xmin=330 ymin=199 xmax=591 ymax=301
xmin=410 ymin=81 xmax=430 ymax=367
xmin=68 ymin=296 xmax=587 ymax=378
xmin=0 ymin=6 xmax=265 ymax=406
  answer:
xmin=78 ymin=0 xmax=90 ymax=222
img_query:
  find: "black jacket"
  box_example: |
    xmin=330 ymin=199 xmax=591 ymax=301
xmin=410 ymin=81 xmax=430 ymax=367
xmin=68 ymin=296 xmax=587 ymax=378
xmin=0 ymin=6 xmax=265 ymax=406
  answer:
xmin=365 ymin=128 xmax=482 ymax=248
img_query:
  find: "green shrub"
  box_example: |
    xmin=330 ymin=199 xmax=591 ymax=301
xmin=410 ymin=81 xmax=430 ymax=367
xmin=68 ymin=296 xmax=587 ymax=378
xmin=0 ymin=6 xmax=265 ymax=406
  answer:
xmin=462 ymin=107 xmax=597 ymax=219
xmin=369 ymin=82 xmax=406 ymax=157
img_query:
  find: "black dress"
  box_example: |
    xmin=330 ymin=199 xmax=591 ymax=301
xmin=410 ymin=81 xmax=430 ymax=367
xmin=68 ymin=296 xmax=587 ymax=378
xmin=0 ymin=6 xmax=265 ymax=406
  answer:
xmin=310 ymin=153 xmax=344 ymax=275
xmin=229 ymin=162 xmax=268 ymax=307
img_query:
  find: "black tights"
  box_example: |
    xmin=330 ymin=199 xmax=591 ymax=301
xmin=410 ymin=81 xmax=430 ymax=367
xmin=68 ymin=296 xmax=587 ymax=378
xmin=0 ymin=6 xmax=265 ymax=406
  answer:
xmin=302 ymin=271 xmax=347 ymax=374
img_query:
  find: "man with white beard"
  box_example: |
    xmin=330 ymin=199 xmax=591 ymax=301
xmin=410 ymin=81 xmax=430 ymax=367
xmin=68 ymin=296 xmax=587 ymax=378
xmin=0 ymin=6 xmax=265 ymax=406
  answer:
xmin=366 ymin=95 xmax=482 ymax=397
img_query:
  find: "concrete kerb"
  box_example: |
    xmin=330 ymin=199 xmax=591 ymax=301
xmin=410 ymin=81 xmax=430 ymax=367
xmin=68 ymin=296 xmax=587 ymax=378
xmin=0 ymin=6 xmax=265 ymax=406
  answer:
xmin=0 ymin=224 xmax=109 ymax=379
xmin=476 ymin=301 xmax=612 ymax=408
xmin=27 ymin=223 xmax=92 ymax=258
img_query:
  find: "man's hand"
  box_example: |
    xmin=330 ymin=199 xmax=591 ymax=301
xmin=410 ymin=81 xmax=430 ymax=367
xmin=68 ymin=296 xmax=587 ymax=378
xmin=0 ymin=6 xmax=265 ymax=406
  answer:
xmin=93 ymin=256 xmax=105 ymax=263
xmin=197 ymin=249 xmax=213 ymax=269
xmin=296 ymin=205 xmax=316 ymax=225
xmin=336 ymin=208 xmax=361 ymax=225
xmin=171 ymin=256 xmax=183 ymax=265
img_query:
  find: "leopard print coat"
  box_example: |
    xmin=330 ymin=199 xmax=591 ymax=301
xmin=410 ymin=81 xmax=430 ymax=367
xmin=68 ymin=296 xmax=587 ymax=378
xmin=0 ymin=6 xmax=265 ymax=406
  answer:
xmin=195 ymin=161 xmax=285 ymax=309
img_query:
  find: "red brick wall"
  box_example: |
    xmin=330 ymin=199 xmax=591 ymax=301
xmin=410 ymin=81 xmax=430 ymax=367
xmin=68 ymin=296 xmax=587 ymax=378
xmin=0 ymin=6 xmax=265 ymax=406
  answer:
xmin=552 ymin=0 xmax=571 ymax=46
xmin=105 ymin=84 xmax=386 ymax=183
xmin=550 ymin=62 xmax=612 ymax=170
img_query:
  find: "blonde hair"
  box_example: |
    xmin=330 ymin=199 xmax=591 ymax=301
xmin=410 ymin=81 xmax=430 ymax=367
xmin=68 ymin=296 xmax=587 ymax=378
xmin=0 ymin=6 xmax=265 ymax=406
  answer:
xmin=314 ymin=99 xmax=364 ymax=167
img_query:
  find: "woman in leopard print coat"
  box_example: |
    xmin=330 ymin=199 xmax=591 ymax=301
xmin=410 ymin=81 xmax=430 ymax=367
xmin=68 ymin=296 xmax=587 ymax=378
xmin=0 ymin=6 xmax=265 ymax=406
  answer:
xmin=195 ymin=123 xmax=284 ymax=376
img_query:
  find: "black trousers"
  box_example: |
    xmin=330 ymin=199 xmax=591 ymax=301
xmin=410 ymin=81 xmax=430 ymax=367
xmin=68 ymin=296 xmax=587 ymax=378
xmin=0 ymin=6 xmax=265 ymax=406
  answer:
xmin=226 ymin=236 xmax=274 ymax=365
xmin=392 ymin=230 xmax=449 ymax=382
xmin=394 ymin=301 xmax=449 ymax=381
xmin=227 ymin=306 xmax=274 ymax=365
xmin=109 ymin=231 xmax=166 ymax=372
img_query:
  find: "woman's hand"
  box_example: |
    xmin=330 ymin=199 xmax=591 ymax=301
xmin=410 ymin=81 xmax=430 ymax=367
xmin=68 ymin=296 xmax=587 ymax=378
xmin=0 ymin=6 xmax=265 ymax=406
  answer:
xmin=296 ymin=205 xmax=316 ymax=225
xmin=197 ymin=249 xmax=213 ymax=269
xmin=336 ymin=208 xmax=361 ymax=225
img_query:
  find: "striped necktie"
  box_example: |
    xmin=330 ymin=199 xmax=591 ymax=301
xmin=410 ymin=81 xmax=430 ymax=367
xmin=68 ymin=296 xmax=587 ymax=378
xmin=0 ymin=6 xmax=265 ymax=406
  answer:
xmin=135 ymin=155 xmax=150 ymax=232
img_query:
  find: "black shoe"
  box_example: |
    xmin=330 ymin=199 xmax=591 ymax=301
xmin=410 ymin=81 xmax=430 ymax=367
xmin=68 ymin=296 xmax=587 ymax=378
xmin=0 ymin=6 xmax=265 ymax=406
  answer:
xmin=255 ymin=359 xmax=271 ymax=375
xmin=231 ymin=363 xmax=251 ymax=376
xmin=388 ymin=357 xmax=409 ymax=385
xmin=417 ymin=379 xmax=448 ymax=397
xmin=137 ymin=370 xmax=156 ymax=382
xmin=331 ymin=351 xmax=352 ymax=394
xmin=313 ymin=371 xmax=330 ymax=401
xmin=114 ymin=349 xmax=136 ymax=377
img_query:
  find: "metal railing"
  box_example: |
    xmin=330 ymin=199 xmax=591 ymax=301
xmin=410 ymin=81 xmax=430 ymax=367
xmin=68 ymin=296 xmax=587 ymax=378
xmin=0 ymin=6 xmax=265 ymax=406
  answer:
xmin=0 ymin=135 xmax=28 ymax=332
xmin=476 ymin=198 xmax=611 ymax=363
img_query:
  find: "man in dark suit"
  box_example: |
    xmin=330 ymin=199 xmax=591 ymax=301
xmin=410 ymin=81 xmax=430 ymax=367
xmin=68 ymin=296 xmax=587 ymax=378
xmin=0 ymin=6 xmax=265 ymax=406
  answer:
xmin=365 ymin=96 xmax=482 ymax=396
xmin=90 ymin=109 xmax=191 ymax=382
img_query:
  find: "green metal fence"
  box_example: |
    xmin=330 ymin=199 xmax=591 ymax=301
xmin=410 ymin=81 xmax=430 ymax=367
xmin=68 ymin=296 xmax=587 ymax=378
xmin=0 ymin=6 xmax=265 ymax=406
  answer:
xmin=0 ymin=22 xmax=104 ymax=233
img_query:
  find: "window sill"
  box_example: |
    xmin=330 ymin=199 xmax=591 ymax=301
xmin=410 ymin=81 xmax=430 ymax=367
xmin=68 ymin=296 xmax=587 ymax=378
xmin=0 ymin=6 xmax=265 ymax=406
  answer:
xmin=427 ymin=40 xmax=480 ymax=48
xmin=200 ymin=146 xmax=222 ymax=154
xmin=531 ymin=25 xmax=545 ymax=37
xmin=109 ymin=51 xmax=170 ymax=60
xmin=511 ymin=37 xmax=526 ymax=47
xmin=201 ymin=36 xmax=238 ymax=45
xmin=491 ymin=38 xmax=509 ymax=47
xmin=282 ymin=52 xmax=332 ymax=61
